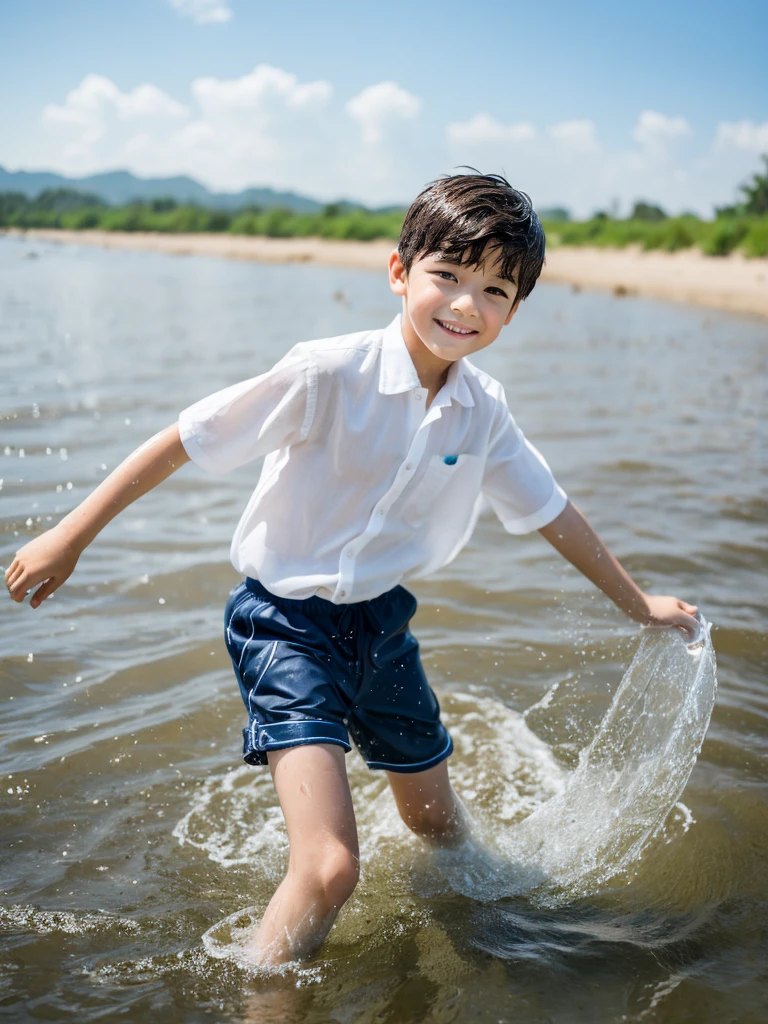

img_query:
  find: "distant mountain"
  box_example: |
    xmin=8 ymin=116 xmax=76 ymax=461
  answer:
xmin=0 ymin=166 xmax=341 ymax=213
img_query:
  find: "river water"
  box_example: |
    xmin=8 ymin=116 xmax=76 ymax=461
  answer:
xmin=1 ymin=235 xmax=766 ymax=1023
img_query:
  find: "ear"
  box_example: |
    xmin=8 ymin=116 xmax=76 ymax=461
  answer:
xmin=388 ymin=249 xmax=407 ymax=296
xmin=504 ymin=298 xmax=521 ymax=326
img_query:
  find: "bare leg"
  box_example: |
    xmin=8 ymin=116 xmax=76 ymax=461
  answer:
xmin=242 ymin=743 xmax=359 ymax=968
xmin=386 ymin=758 xmax=470 ymax=847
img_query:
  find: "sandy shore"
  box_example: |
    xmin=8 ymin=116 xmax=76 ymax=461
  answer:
xmin=7 ymin=228 xmax=768 ymax=318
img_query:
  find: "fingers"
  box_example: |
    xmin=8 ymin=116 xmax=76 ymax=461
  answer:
xmin=676 ymin=612 xmax=700 ymax=641
xmin=5 ymin=562 xmax=23 ymax=589
xmin=6 ymin=569 xmax=30 ymax=602
xmin=6 ymin=564 xmax=39 ymax=603
xmin=30 ymin=578 xmax=57 ymax=609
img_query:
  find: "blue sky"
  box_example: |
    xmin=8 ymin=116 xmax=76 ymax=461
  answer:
xmin=2 ymin=0 xmax=766 ymax=215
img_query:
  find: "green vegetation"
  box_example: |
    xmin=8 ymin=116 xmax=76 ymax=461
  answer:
xmin=2 ymin=157 xmax=768 ymax=257
xmin=541 ymin=213 xmax=767 ymax=256
xmin=0 ymin=189 xmax=403 ymax=243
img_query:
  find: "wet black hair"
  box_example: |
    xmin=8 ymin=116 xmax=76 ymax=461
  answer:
xmin=397 ymin=170 xmax=545 ymax=303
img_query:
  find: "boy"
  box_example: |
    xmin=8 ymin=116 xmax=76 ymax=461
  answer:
xmin=5 ymin=172 xmax=698 ymax=967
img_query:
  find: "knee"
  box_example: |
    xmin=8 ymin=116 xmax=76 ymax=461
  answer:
xmin=295 ymin=844 xmax=359 ymax=909
xmin=400 ymin=798 xmax=460 ymax=840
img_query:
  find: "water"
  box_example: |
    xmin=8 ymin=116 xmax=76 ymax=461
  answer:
xmin=1 ymin=235 xmax=767 ymax=1022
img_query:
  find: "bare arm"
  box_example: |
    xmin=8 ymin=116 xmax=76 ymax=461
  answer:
xmin=538 ymin=500 xmax=699 ymax=637
xmin=5 ymin=422 xmax=190 ymax=608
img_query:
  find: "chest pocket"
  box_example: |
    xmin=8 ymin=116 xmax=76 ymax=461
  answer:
xmin=401 ymin=453 xmax=478 ymax=527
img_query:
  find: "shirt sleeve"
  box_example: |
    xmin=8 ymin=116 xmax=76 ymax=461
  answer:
xmin=178 ymin=343 xmax=317 ymax=475
xmin=481 ymin=392 xmax=568 ymax=534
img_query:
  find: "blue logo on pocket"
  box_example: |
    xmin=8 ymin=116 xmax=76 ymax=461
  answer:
xmin=443 ymin=455 xmax=458 ymax=465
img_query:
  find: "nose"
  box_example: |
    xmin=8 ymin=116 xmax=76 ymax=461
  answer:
xmin=451 ymin=290 xmax=480 ymax=319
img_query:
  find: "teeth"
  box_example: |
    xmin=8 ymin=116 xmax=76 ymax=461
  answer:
xmin=438 ymin=320 xmax=474 ymax=335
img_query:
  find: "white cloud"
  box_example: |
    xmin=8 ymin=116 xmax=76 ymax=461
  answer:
xmin=548 ymin=119 xmax=598 ymax=149
xmin=169 ymin=0 xmax=232 ymax=24
xmin=346 ymin=82 xmax=421 ymax=145
xmin=176 ymin=66 xmax=333 ymax=179
xmin=715 ymin=120 xmax=768 ymax=152
xmin=446 ymin=113 xmax=536 ymax=145
xmin=633 ymin=110 xmax=691 ymax=149
xmin=43 ymin=74 xmax=188 ymax=141
xmin=192 ymin=64 xmax=331 ymax=118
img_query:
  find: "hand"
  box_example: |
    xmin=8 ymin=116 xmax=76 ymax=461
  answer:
xmin=640 ymin=594 xmax=700 ymax=641
xmin=4 ymin=526 xmax=82 ymax=609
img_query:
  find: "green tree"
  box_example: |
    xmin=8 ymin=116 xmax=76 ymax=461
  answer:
xmin=630 ymin=201 xmax=667 ymax=222
xmin=739 ymin=154 xmax=768 ymax=215
xmin=150 ymin=197 xmax=178 ymax=213
xmin=34 ymin=188 xmax=106 ymax=213
xmin=539 ymin=207 xmax=570 ymax=222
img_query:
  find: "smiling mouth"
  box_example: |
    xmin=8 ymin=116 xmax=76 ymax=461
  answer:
xmin=434 ymin=319 xmax=478 ymax=336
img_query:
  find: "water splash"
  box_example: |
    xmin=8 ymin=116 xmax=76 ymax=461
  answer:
xmin=0 ymin=904 xmax=141 ymax=936
xmin=439 ymin=616 xmax=718 ymax=905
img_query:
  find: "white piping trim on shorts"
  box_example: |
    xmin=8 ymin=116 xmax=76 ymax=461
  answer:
xmin=251 ymin=733 xmax=352 ymax=752
xmin=365 ymin=733 xmax=453 ymax=772
xmin=247 ymin=639 xmax=278 ymax=719
xmin=236 ymin=611 xmax=261 ymax=674
xmin=225 ymin=597 xmax=241 ymax=650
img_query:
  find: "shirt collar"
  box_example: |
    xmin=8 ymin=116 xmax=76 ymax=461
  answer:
xmin=379 ymin=314 xmax=475 ymax=408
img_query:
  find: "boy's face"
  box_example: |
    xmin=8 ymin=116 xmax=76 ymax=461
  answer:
xmin=388 ymin=246 xmax=520 ymax=366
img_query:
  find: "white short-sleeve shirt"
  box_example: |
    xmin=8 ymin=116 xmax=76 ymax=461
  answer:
xmin=178 ymin=314 xmax=568 ymax=603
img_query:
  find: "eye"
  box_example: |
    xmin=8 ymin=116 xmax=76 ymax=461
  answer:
xmin=486 ymin=286 xmax=509 ymax=298
xmin=431 ymin=270 xmax=458 ymax=282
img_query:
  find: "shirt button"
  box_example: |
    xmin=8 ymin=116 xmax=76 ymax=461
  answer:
xmin=346 ymin=551 xmax=354 ymax=558
xmin=339 ymin=590 xmax=346 ymax=598
xmin=414 ymin=393 xmax=423 ymax=400
xmin=378 ymin=508 xmax=385 ymax=515
xmin=405 ymin=462 xmax=413 ymax=471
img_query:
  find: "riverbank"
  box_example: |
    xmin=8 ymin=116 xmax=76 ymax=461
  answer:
xmin=7 ymin=227 xmax=768 ymax=318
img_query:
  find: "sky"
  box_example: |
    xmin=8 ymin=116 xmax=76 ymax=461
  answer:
xmin=1 ymin=0 xmax=766 ymax=217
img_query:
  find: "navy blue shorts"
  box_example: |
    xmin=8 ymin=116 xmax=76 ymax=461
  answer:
xmin=223 ymin=578 xmax=454 ymax=772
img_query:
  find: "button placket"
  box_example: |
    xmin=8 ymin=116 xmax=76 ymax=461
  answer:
xmin=332 ymin=398 xmax=442 ymax=603
xmin=369 ymin=406 xmax=442 ymax=534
